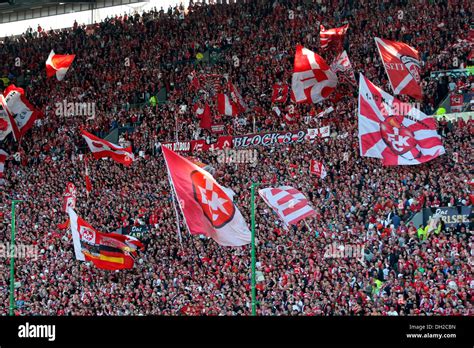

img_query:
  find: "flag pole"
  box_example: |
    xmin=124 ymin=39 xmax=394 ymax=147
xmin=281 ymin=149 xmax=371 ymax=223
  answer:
xmin=250 ymin=182 xmax=260 ymax=316
xmin=10 ymin=200 xmax=22 ymax=316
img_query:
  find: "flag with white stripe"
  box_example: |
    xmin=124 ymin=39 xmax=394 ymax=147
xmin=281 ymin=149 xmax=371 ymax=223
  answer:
xmin=81 ymin=129 xmax=135 ymax=166
xmin=320 ymin=24 xmax=349 ymax=50
xmin=258 ymin=186 xmax=316 ymax=226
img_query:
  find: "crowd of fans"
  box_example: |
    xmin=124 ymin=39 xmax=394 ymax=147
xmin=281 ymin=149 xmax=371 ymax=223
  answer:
xmin=0 ymin=0 xmax=472 ymax=316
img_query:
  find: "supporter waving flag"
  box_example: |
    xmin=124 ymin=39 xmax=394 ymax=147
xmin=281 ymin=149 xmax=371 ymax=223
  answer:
xmin=358 ymin=74 xmax=444 ymax=165
xmin=81 ymin=129 xmax=135 ymax=166
xmin=0 ymin=84 xmax=41 ymax=141
xmin=162 ymin=146 xmax=250 ymax=247
xmin=291 ymin=45 xmax=338 ymax=104
xmin=67 ymin=207 xmax=144 ymax=270
xmin=374 ymin=37 xmax=422 ymax=99
xmin=319 ymin=24 xmax=349 ymax=50
xmin=46 ymin=50 xmax=75 ymax=81
xmin=258 ymin=186 xmax=316 ymax=226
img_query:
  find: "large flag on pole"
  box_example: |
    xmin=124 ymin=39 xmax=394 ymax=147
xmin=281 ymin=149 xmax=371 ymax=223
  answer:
xmin=258 ymin=186 xmax=316 ymax=226
xmin=330 ymin=50 xmax=357 ymax=86
xmin=162 ymin=146 xmax=250 ymax=247
xmin=81 ymin=129 xmax=135 ymax=166
xmin=62 ymin=182 xmax=77 ymax=212
xmin=67 ymin=208 xmax=144 ymax=270
xmin=358 ymin=74 xmax=444 ymax=165
xmin=291 ymin=45 xmax=338 ymax=104
xmin=374 ymin=37 xmax=422 ymax=99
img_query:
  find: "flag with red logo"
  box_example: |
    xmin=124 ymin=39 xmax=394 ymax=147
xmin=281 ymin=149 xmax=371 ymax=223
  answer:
xmin=291 ymin=45 xmax=338 ymax=104
xmin=217 ymin=93 xmax=239 ymax=116
xmin=81 ymin=130 xmax=135 ymax=166
xmin=319 ymin=24 xmax=349 ymax=50
xmin=258 ymin=186 xmax=316 ymax=226
xmin=330 ymin=50 xmax=357 ymax=86
xmin=358 ymin=74 xmax=444 ymax=166
xmin=374 ymin=37 xmax=422 ymax=99
xmin=271 ymin=83 xmax=289 ymax=103
xmin=67 ymin=208 xmax=144 ymax=270
xmin=310 ymin=160 xmax=327 ymax=179
xmin=228 ymin=82 xmax=249 ymax=113
xmin=0 ymin=84 xmax=41 ymax=141
xmin=63 ymin=182 xmax=77 ymax=212
xmin=46 ymin=50 xmax=75 ymax=81
xmin=0 ymin=149 xmax=7 ymax=179
xmin=162 ymin=146 xmax=250 ymax=247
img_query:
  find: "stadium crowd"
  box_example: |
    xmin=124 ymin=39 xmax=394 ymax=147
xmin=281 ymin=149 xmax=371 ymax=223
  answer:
xmin=0 ymin=0 xmax=473 ymax=315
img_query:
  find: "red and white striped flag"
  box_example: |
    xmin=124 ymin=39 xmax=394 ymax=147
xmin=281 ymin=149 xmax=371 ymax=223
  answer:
xmin=310 ymin=160 xmax=327 ymax=179
xmin=217 ymin=93 xmax=239 ymax=116
xmin=320 ymin=24 xmax=349 ymax=50
xmin=0 ymin=149 xmax=7 ymax=179
xmin=81 ymin=130 xmax=135 ymax=166
xmin=46 ymin=50 xmax=75 ymax=81
xmin=258 ymin=186 xmax=316 ymax=226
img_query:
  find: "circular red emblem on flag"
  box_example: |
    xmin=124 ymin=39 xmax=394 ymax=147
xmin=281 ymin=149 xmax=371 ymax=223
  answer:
xmin=380 ymin=116 xmax=417 ymax=155
xmin=191 ymin=170 xmax=235 ymax=228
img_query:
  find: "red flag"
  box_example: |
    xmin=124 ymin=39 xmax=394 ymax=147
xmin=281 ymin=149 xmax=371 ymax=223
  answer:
xmin=217 ymin=93 xmax=239 ymax=116
xmin=291 ymin=45 xmax=338 ymax=104
xmin=46 ymin=50 xmax=75 ymax=81
xmin=162 ymin=146 xmax=250 ymax=246
xmin=310 ymin=160 xmax=327 ymax=179
xmin=320 ymin=24 xmax=349 ymax=50
xmin=81 ymin=130 xmax=135 ymax=166
xmin=68 ymin=208 xmax=143 ymax=270
xmin=358 ymin=74 xmax=444 ymax=165
xmin=57 ymin=219 xmax=70 ymax=230
xmin=374 ymin=37 xmax=422 ymax=99
xmin=271 ymin=83 xmax=289 ymax=103
xmin=199 ymin=107 xmax=212 ymax=130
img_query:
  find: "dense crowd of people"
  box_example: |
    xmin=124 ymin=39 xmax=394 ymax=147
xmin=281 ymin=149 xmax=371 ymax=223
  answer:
xmin=0 ymin=0 xmax=472 ymax=316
